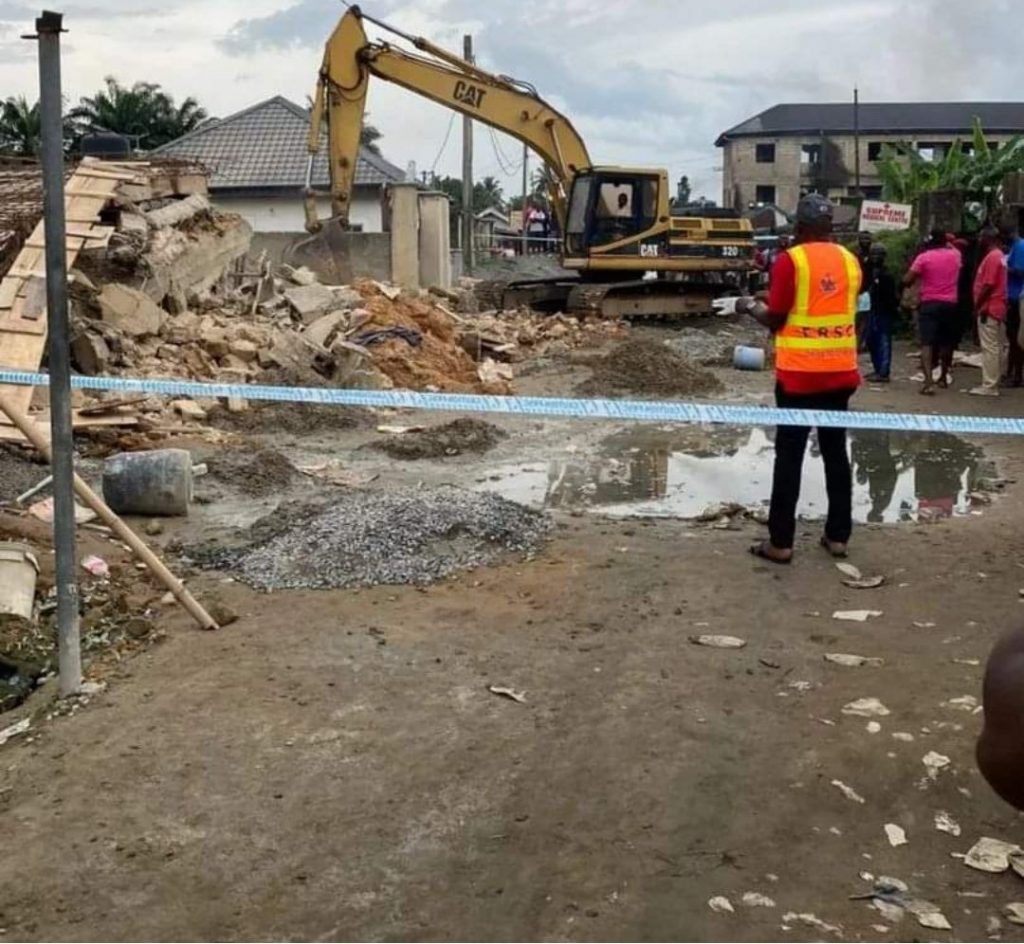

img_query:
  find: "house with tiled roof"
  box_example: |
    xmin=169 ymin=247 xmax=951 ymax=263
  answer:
xmin=152 ymin=96 xmax=406 ymax=233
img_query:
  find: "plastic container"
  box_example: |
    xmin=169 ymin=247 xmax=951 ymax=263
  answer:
xmin=0 ymin=542 xmax=39 ymax=620
xmin=733 ymin=345 xmax=767 ymax=371
xmin=102 ymin=449 xmax=193 ymax=517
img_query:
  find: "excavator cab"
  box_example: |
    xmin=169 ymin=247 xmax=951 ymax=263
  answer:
xmin=565 ymin=170 xmax=665 ymax=257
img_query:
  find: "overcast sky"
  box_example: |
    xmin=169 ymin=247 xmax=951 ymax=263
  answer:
xmin=0 ymin=0 xmax=1016 ymax=201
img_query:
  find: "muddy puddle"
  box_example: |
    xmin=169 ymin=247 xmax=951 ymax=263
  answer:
xmin=477 ymin=426 xmax=993 ymax=523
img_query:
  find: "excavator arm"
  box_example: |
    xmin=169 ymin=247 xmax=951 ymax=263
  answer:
xmin=305 ymin=5 xmax=591 ymax=234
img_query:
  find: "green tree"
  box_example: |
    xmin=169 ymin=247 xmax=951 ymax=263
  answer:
xmin=360 ymin=120 xmax=382 ymax=155
xmin=877 ymin=119 xmax=1024 ymax=207
xmin=531 ymin=164 xmax=556 ymax=207
xmin=69 ymin=77 xmax=208 ymax=150
xmin=473 ymin=175 xmax=504 ymax=211
xmin=0 ymin=96 xmax=41 ymax=156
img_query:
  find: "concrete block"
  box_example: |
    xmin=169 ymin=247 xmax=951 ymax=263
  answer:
xmin=98 ymin=284 xmax=165 ymax=338
xmin=305 ymin=311 xmax=348 ymax=349
xmin=228 ymin=339 xmax=258 ymax=362
xmin=171 ymin=399 xmax=207 ymax=421
xmin=70 ymin=332 xmax=111 ymax=376
xmin=284 ymin=283 xmax=337 ymax=324
xmin=282 ymin=264 xmax=318 ymax=286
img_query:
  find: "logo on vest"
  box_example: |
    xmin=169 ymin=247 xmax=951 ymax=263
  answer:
xmin=820 ymin=273 xmax=837 ymax=293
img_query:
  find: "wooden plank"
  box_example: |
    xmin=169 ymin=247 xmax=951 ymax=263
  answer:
xmin=0 ymin=411 xmax=139 ymax=441
xmin=24 ymin=236 xmax=87 ymax=253
xmin=0 ymin=277 xmax=22 ymax=310
xmin=75 ymin=167 xmax=143 ymax=182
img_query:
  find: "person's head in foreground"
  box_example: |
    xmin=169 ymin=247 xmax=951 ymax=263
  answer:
xmin=978 ymin=628 xmax=1024 ymax=810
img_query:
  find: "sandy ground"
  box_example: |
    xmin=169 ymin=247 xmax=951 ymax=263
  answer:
xmin=2 ymin=334 xmax=1024 ymax=942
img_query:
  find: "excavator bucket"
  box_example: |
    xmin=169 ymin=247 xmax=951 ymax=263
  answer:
xmin=285 ymin=218 xmax=364 ymax=285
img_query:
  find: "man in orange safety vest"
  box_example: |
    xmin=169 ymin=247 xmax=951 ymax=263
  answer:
xmin=723 ymin=194 xmax=862 ymax=564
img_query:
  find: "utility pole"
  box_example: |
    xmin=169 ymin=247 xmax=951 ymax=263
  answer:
xmin=461 ymin=34 xmax=474 ymax=275
xmin=520 ymin=142 xmax=528 ymax=255
xmin=30 ymin=9 xmax=81 ymax=696
xmin=853 ymin=86 xmax=862 ymax=197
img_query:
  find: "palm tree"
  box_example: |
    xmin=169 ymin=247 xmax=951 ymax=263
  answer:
xmin=361 ymin=120 xmax=382 ymax=155
xmin=0 ymin=96 xmax=41 ymax=156
xmin=473 ymin=175 xmax=505 ymax=211
xmin=69 ymin=77 xmax=207 ymax=150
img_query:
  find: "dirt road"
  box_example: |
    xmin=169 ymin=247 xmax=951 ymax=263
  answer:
xmin=1 ymin=339 xmax=1023 ymax=941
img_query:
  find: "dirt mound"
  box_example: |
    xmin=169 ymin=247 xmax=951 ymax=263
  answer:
xmin=208 ymin=401 xmax=372 ymax=435
xmin=0 ymin=445 xmax=49 ymax=503
xmin=371 ymin=419 xmax=507 ymax=460
xmin=207 ymin=447 xmax=297 ymax=496
xmin=577 ymin=338 xmax=723 ymax=398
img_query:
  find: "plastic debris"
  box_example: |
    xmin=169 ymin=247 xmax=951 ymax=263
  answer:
xmin=833 ymin=610 xmax=883 ymax=622
xmin=0 ymin=717 xmax=30 ymax=746
xmin=891 ymin=731 xmax=915 ymax=742
xmin=935 ymin=811 xmax=962 ymax=837
xmin=824 ymin=653 xmax=883 ymax=667
xmin=487 ymin=685 xmax=526 ymax=704
xmin=689 ymin=634 xmax=746 ymax=649
xmin=831 ymin=779 xmax=866 ymax=804
xmin=944 ymin=695 xmax=980 ymax=712
xmin=885 ymin=824 xmax=908 ymax=847
xmin=81 ymin=555 xmax=109 ymax=578
xmin=864 ymin=877 xmax=951 ymax=931
xmin=836 ymin=562 xmax=862 ymax=580
xmin=964 ymin=837 xmax=1022 ymax=873
xmin=742 ymin=892 xmax=776 ymax=908
xmin=904 ymin=899 xmax=952 ymax=931
xmin=866 ymin=721 xmax=882 ymax=734
xmin=922 ymin=751 xmax=951 ymax=779
xmin=842 ymin=697 xmax=891 ymax=718
xmin=912 ymin=620 xmax=936 ymax=628
xmin=708 ymin=896 xmax=734 ymax=914
xmin=1005 ymin=903 xmax=1024 ymax=926
xmin=871 ymin=900 xmax=905 ymax=923
xmin=843 ymin=575 xmax=886 ymax=590
xmin=782 ymin=912 xmax=841 ymax=936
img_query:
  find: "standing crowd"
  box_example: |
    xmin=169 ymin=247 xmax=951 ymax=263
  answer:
xmin=856 ymin=224 xmax=1024 ymax=397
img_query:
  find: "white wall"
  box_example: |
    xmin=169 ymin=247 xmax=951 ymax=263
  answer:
xmin=213 ymin=190 xmax=384 ymax=233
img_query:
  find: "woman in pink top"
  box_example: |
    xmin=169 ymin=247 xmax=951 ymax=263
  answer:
xmin=905 ymin=228 xmax=964 ymax=395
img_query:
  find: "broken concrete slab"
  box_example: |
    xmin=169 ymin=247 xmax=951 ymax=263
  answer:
xmin=331 ymin=286 xmax=364 ymax=309
xmin=281 ymin=264 xmax=318 ymax=286
xmin=228 ymin=339 xmax=258 ymax=363
xmin=304 ymin=310 xmax=348 ymax=349
xmin=71 ymin=331 xmax=111 ymax=376
xmin=145 ymin=193 xmax=211 ymax=229
xmin=171 ymin=399 xmax=207 ymax=421
xmin=284 ymin=283 xmax=338 ymax=324
xmin=98 ymin=283 xmax=165 ymax=338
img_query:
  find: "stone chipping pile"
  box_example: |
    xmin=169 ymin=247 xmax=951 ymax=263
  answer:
xmin=183 ymin=486 xmax=551 ymax=590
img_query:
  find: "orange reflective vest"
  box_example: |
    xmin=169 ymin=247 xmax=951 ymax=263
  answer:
xmin=775 ymin=242 xmax=861 ymax=373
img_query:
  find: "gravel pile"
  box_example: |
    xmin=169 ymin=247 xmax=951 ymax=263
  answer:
xmin=578 ymin=338 xmax=723 ymax=398
xmin=184 ymin=486 xmax=550 ymax=590
xmin=370 ymin=418 xmax=507 ymax=460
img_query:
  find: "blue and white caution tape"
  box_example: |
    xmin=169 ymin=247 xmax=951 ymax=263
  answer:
xmin=1 ymin=369 xmax=1022 ymax=436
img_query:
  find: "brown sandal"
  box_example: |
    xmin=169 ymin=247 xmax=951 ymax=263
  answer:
xmin=820 ymin=535 xmax=849 ymax=559
xmin=750 ymin=541 xmax=792 ymax=565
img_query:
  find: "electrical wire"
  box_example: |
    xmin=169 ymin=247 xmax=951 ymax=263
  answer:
xmin=429 ymin=111 xmax=458 ymax=177
xmin=487 ymin=126 xmax=523 ymax=176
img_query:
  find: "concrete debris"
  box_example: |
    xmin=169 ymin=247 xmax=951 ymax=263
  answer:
xmin=1004 ymin=903 xmax=1024 ymax=926
xmin=832 ymin=610 xmax=883 ymax=622
xmin=144 ymin=192 xmax=211 ymax=229
xmin=98 ymin=283 xmax=165 ymax=338
xmin=284 ymin=283 xmax=339 ymax=324
xmin=689 ymin=634 xmax=747 ymax=649
xmin=172 ymin=399 xmax=207 ymax=421
xmin=824 ymin=653 xmax=883 ymax=667
xmin=842 ymin=698 xmax=890 ymax=718
xmin=184 ymin=486 xmax=551 ymax=591
xmin=964 ymin=837 xmax=1022 ymax=873
xmin=0 ymin=716 xmax=30 ymax=746
xmin=922 ymin=751 xmax=951 ymax=779
xmin=370 ymin=418 xmax=506 ymax=460
xmin=885 ymin=823 xmax=908 ymax=847
xmin=781 ymin=912 xmax=842 ymax=936
xmin=935 ymin=811 xmax=962 ymax=837
xmin=488 ymin=685 xmax=526 ymax=704
xmin=70 ymin=330 xmax=111 ymax=376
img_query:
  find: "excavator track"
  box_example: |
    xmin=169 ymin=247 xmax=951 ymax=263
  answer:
xmin=566 ymin=280 xmax=719 ymax=321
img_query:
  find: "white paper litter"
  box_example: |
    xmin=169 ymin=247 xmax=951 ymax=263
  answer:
xmin=742 ymin=892 xmax=776 ymax=908
xmin=708 ymin=896 xmax=734 ymax=914
xmin=833 ymin=610 xmax=883 ymax=622
xmin=825 ymin=653 xmax=883 ymax=667
xmin=689 ymin=634 xmax=747 ymax=649
xmin=964 ymin=837 xmax=1022 ymax=873
xmin=831 ymin=779 xmax=866 ymax=803
xmin=935 ymin=811 xmax=962 ymax=837
xmin=922 ymin=751 xmax=951 ymax=778
xmin=842 ymin=697 xmax=891 ymax=718
xmin=885 ymin=824 xmax=908 ymax=847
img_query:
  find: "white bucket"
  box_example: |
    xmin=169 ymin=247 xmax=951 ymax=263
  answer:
xmin=733 ymin=345 xmax=767 ymax=371
xmin=0 ymin=542 xmax=39 ymax=621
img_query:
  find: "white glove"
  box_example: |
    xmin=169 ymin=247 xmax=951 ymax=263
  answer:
xmin=712 ymin=296 xmax=744 ymax=317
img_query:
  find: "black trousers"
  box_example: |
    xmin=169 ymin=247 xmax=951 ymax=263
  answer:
xmin=769 ymin=384 xmax=856 ymax=550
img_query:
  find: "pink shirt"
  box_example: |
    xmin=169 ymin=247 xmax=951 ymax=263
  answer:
xmin=910 ymin=247 xmax=962 ymax=304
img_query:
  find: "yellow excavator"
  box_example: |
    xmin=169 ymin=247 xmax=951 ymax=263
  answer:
xmin=304 ymin=5 xmax=754 ymax=319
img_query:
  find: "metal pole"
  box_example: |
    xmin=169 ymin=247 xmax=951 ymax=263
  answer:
xmin=461 ymin=33 xmax=474 ymax=275
xmin=33 ymin=9 xmax=81 ymax=696
xmin=520 ymin=141 xmax=528 ymax=256
xmin=853 ymin=86 xmax=861 ymax=197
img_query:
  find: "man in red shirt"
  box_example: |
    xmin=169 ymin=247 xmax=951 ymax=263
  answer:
xmin=971 ymin=227 xmax=1008 ymax=397
xmin=727 ymin=194 xmax=861 ymax=564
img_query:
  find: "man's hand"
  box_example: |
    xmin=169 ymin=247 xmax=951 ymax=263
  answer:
xmin=712 ymin=297 xmax=744 ymax=317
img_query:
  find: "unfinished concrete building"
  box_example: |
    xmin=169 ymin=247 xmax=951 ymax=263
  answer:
xmin=716 ymin=102 xmax=1024 ymax=212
